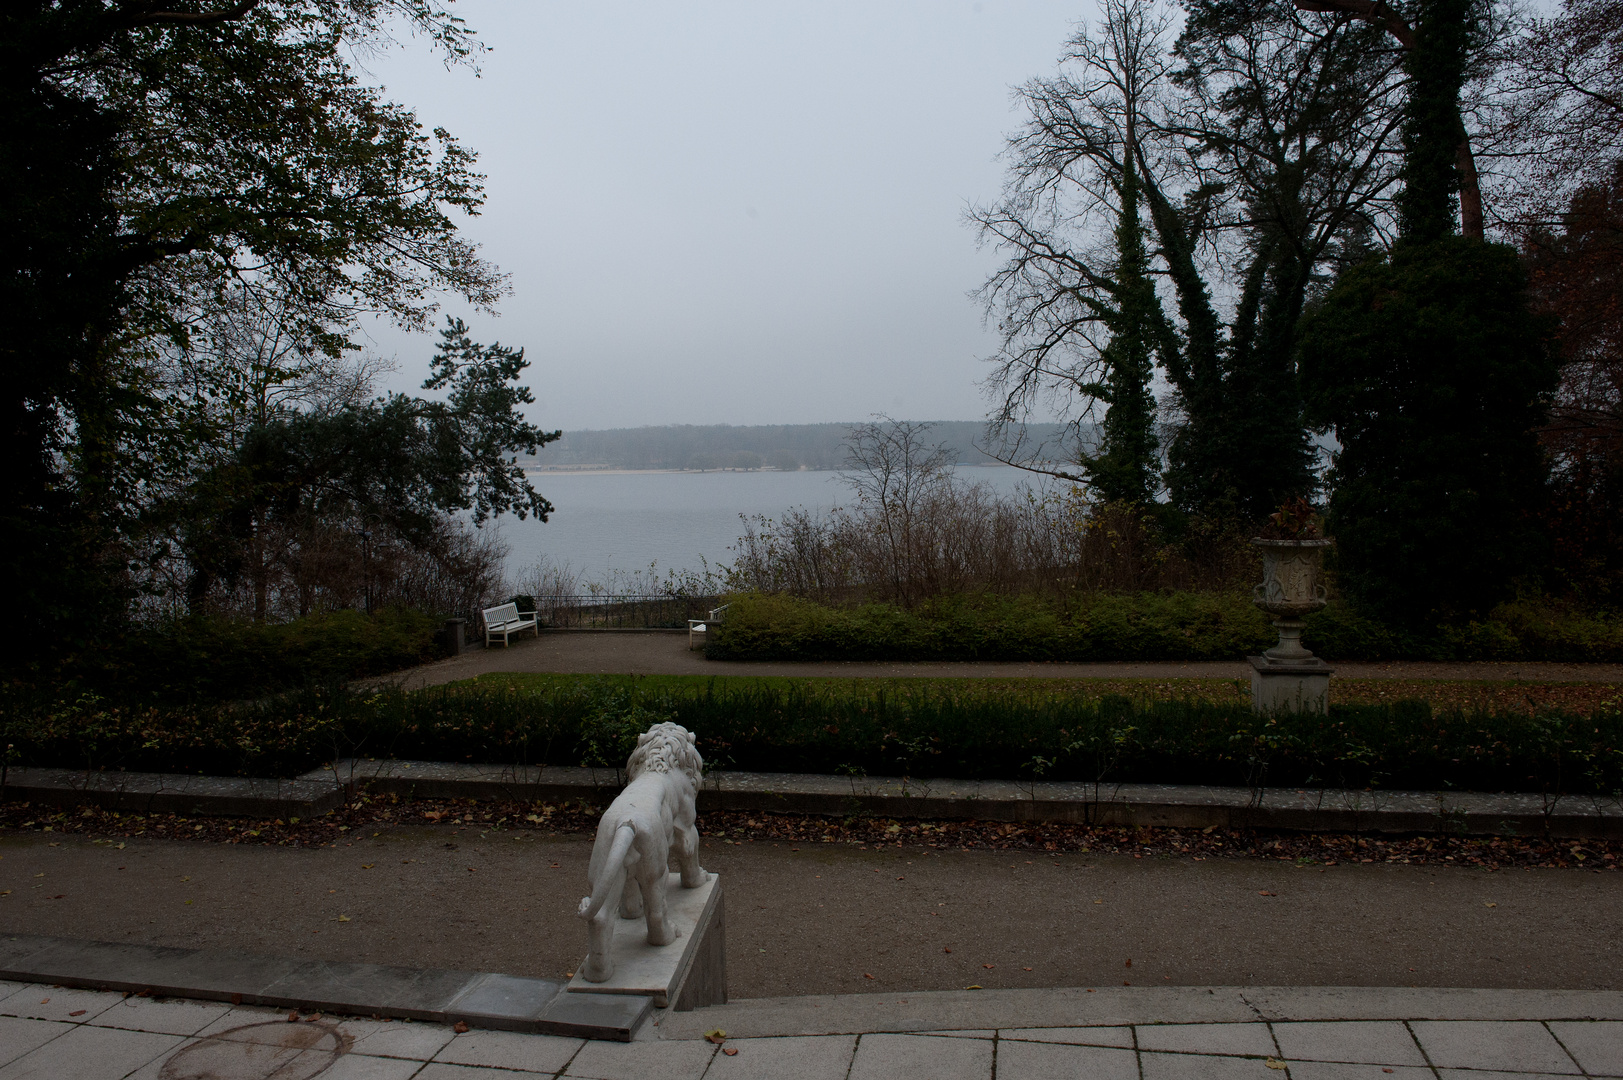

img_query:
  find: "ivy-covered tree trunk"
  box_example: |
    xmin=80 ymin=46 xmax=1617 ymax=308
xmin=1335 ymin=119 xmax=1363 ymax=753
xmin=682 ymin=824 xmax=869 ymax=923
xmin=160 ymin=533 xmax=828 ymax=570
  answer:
xmin=1080 ymin=131 xmax=1161 ymax=506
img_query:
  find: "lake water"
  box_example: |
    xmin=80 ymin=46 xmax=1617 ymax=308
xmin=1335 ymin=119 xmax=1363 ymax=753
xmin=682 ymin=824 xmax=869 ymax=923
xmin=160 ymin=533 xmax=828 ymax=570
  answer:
xmin=497 ymin=466 xmax=1034 ymax=585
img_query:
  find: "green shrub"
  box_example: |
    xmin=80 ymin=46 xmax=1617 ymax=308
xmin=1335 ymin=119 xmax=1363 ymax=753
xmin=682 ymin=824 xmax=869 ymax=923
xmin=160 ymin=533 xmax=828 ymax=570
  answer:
xmin=711 ymin=592 xmax=1623 ymax=663
xmin=707 ymin=592 xmax=1276 ymax=662
xmin=83 ymin=607 xmax=444 ymax=703
xmin=3 ymin=674 xmax=1619 ymax=796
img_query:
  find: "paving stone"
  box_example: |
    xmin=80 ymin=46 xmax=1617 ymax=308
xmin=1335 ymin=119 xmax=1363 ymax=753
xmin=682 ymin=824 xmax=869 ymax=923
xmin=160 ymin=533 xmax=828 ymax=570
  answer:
xmin=1138 ymin=1051 xmax=1283 ymax=1078
xmin=930 ymin=1029 xmax=994 ymax=1038
xmin=1000 ymin=1026 xmax=1135 ymax=1048
xmin=1549 ymin=1020 xmax=1623 ymax=1076
xmin=193 ymin=1004 xmax=305 ymax=1039
xmin=564 ymin=1036 xmax=714 ymax=1080
xmin=417 ymin=1065 xmax=554 ymax=1079
xmin=434 ymin=1027 xmax=582 ymax=1073
xmin=847 ymin=1033 xmax=993 ymax=1080
xmin=538 ymin=991 xmax=650 ymax=1041
xmin=0 ymin=1022 xmax=181 ymax=1080
xmin=1270 ymin=1021 xmax=1427 ymax=1065
xmin=0 ymin=935 xmax=301 ymax=1003
xmin=336 ymin=1017 xmax=458 ymax=1060
xmin=1411 ymin=1021 xmax=1582 ymax=1073
xmin=261 ymin=959 xmax=477 ymax=1020
xmin=0 ymin=1016 xmax=71 ymax=1070
xmin=0 ymin=984 xmax=122 ymax=1024
xmin=1135 ymin=1022 xmax=1278 ymax=1056
xmin=994 ymin=1038 xmax=1137 ymax=1080
xmin=1286 ymin=1065 xmax=1435 ymax=1079
xmin=446 ymin=973 xmax=565 ymax=1032
xmin=89 ymin=993 xmax=233 ymax=1036
xmin=1435 ymin=1072 xmax=1590 ymax=1080
xmin=699 ymin=1035 xmax=857 ymax=1080
xmin=317 ymin=1053 xmax=429 ymax=1080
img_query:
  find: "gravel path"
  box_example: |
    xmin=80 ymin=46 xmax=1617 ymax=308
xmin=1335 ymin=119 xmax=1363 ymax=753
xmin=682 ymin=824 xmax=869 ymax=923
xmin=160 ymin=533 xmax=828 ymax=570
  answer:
xmin=3 ymin=826 xmax=1617 ymax=997
xmin=385 ymin=630 xmax=1623 ymax=689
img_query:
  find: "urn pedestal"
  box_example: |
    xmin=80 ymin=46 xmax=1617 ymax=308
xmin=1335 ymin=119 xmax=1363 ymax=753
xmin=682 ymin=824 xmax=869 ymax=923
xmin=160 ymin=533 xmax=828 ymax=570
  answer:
xmin=1249 ymin=538 xmax=1334 ymax=715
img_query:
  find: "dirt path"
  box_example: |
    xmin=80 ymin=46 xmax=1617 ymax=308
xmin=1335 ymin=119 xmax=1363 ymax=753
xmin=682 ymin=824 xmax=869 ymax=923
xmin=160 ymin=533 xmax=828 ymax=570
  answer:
xmin=386 ymin=630 xmax=1623 ymax=688
xmin=4 ymin=826 xmax=1617 ymax=997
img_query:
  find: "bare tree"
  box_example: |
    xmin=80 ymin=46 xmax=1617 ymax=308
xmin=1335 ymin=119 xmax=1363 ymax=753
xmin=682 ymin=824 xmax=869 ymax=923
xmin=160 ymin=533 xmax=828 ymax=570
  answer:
xmin=975 ymin=0 xmax=1405 ymax=517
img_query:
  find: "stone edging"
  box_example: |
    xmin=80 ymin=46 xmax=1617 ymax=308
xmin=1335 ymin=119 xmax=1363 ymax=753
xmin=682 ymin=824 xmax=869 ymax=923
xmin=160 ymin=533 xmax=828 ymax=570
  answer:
xmin=0 ymin=933 xmax=648 ymax=1040
xmin=6 ymin=759 xmax=1619 ymax=839
xmin=311 ymin=759 xmax=1623 ymax=839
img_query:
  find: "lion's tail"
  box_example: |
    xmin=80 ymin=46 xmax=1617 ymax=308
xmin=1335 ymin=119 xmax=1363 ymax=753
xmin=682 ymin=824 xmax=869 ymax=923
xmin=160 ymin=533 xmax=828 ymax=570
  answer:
xmin=577 ymin=822 xmax=635 ymax=920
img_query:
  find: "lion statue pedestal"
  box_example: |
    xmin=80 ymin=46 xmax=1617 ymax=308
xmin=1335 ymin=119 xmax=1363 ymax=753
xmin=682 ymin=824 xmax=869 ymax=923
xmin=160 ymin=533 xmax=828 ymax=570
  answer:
xmin=568 ymin=722 xmax=726 ymax=1010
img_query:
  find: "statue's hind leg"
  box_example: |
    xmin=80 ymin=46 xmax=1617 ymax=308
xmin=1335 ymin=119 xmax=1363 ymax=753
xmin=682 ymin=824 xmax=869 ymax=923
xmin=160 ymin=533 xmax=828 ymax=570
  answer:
xmin=581 ymin=903 xmax=617 ymax=982
xmin=640 ymin=866 xmax=679 ymax=946
xmin=619 ymin=875 xmax=645 ymax=919
xmin=675 ymin=822 xmax=708 ymax=888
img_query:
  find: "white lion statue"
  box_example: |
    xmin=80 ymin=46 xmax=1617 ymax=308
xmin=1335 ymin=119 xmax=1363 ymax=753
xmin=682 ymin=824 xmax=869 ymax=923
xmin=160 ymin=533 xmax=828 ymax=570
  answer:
xmin=576 ymin=721 xmax=709 ymax=982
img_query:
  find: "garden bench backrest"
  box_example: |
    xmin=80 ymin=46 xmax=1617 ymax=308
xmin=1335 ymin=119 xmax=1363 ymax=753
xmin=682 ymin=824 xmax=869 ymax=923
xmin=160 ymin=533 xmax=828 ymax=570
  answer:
xmin=483 ymin=602 xmax=522 ymax=628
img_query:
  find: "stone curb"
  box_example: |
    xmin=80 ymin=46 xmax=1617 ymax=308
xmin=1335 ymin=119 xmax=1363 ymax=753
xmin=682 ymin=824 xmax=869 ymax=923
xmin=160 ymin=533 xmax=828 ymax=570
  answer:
xmin=6 ymin=758 xmax=1618 ymax=839
xmin=654 ymin=985 xmax=1623 ymax=1041
xmin=1 ymin=768 xmax=344 ymax=819
xmin=307 ymin=759 xmax=1623 ymax=839
xmin=0 ymin=933 xmax=649 ymax=1041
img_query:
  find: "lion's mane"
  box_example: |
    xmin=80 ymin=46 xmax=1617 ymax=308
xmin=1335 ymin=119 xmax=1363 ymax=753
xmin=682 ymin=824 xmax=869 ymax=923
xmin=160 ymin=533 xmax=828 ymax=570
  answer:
xmin=624 ymin=721 xmax=703 ymax=788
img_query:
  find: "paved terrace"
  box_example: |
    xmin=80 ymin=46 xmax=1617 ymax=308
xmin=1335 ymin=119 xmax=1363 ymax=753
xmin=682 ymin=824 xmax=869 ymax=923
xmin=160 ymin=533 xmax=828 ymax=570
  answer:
xmin=1 ymin=980 xmax=1621 ymax=1078
xmin=388 ymin=629 xmax=1623 ymax=688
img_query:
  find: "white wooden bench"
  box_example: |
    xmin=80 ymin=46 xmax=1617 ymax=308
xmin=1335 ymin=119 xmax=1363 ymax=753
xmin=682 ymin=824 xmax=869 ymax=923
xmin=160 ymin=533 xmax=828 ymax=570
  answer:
xmin=482 ymin=602 xmax=538 ymax=647
xmin=687 ymin=603 xmax=730 ymax=649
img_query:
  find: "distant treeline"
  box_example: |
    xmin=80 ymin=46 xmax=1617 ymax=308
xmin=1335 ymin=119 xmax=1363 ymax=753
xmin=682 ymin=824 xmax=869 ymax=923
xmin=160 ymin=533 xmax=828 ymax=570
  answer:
xmin=529 ymin=422 xmax=1074 ymax=472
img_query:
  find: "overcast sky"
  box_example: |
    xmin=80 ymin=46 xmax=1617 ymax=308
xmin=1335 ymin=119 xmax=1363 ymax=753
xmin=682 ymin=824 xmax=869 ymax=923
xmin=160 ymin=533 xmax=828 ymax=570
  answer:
xmin=359 ymin=1 xmax=1097 ymax=431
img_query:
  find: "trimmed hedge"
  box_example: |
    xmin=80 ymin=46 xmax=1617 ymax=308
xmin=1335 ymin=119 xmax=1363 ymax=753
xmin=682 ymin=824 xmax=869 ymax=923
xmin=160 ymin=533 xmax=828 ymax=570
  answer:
xmin=705 ymin=592 xmax=1276 ymax=662
xmin=77 ymin=608 xmax=445 ymax=703
xmin=3 ymin=674 xmax=1619 ymax=796
xmin=706 ymin=592 xmax=1623 ymax=663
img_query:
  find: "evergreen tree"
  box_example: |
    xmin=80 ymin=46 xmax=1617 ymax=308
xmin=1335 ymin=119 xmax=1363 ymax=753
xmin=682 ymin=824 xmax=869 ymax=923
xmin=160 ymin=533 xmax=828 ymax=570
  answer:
xmin=1301 ymin=0 xmax=1561 ymax=622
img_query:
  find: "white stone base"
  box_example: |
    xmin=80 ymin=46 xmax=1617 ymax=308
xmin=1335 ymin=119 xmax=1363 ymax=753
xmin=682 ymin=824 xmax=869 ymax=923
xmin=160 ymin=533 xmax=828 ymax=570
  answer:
xmin=568 ymin=873 xmax=723 ymax=1009
xmin=1248 ymin=656 xmax=1333 ymax=715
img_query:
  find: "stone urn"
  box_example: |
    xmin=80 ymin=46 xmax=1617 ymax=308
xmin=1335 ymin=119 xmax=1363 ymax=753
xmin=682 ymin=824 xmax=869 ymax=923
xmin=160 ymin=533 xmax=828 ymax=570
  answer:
xmin=1251 ymin=538 xmax=1333 ymax=663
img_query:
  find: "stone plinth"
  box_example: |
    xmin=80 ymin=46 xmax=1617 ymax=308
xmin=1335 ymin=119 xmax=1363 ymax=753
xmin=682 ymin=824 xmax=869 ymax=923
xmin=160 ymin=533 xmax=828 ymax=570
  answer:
xmin=1248 ymin=656 xmax=1333 ymax=715
xmin=568 ymin=872 xmax=725 ymax=1010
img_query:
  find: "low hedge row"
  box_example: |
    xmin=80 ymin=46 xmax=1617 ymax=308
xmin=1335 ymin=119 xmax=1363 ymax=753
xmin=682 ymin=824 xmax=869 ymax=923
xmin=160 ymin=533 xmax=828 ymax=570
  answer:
xmin=73 ymin=608 xmax=446 ymax=703
xmin=3 ymin=674 xmax=1618 ymax=796
xmin=705 ymin=593 xmax=1623 ymax=663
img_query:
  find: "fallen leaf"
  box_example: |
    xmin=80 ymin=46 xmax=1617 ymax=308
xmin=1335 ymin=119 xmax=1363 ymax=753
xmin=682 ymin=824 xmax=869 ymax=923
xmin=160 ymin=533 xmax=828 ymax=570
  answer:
xmin=704 ymin=1029 xmax=727 ymax=1044
xmin=68 ymin=1010 xmax=85 ymax=1017
xmin=1484 ymin=901 xmax=1497 ymax=908
xmin=362 ymin=864 xmax=374 ymax=870
xmin=964 ymin=984 xmax=982 ymax=990
xmin=38 ymin=999 xmax=47 ymax=1005
xmin=1094 ymin=899 xmax=1103 ymax=905
xmin=722 ymin=1047 xmax=739 ymax=1056
xmin=304 ymin=1013 xmax=322 ymax=1022
xmin=1023 ymin=967 xmax=1033 ymax=972
xmin=336 ymin=915 xmax=351 ymax=922
xmin=1259 ymin=891 xmax=1277 ymax=897
xmin=453 ymin=1021 xmax=469 ymax=1034
xmin=1266 ymin=1058 xmax=1287 ymax=1070
xmin=863 ymin=973 xmax=874 ymax=980
xmin=286 ymin=1011 xmax=299 ymax=1023
xmin=1125 ymin=959 xmax=1132 ymax=968
xmin=943 ymin=948 xmax=951 ymax=954
xmin=897 ymin=876 xmax=904 ymax=880
xmin=982 ymin=964 xmax=995 ymax=970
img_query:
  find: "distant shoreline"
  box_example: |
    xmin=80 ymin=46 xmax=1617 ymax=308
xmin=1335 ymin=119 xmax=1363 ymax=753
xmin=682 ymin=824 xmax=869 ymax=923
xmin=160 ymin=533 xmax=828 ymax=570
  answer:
xmin=522 ymin=464 xmax=1022 ymax=476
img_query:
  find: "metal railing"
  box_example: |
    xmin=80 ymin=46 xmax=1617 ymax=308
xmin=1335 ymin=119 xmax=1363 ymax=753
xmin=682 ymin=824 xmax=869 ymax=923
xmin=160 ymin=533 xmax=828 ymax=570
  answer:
xmin=520 ymin=594 xmax=725 ymax=630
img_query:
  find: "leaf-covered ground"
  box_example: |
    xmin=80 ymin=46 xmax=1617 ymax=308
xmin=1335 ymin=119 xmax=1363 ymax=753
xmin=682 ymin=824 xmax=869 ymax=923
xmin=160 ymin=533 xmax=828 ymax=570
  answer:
xmin=0 ymin=793 xmax=1614 ymax=874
